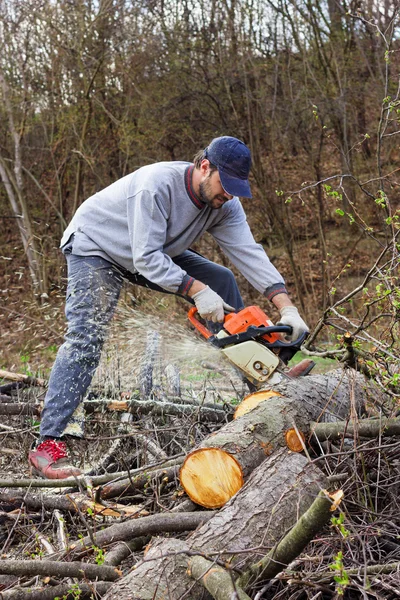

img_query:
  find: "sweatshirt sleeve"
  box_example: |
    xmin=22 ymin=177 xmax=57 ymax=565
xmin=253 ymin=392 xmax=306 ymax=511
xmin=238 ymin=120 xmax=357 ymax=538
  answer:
xmin=127 ymin=189 xmax=193 ymax=294
xmin=208 ymin=200 xmax=288 ymax=298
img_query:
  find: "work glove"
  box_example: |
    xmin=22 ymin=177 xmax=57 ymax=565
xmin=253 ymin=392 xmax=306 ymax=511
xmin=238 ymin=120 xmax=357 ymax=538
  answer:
xmin=192 ymin=286 xmax=235 ymax=323
xmin=277 ymin=306 xmax=309 ymax=342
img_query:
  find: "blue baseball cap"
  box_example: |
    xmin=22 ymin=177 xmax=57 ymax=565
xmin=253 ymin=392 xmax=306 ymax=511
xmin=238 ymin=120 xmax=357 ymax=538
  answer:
xmin=204 ymin=136 xmax=252 ymax=198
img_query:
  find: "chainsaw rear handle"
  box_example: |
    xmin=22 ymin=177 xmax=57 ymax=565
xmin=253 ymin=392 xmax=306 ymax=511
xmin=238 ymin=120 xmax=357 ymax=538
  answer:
xmin=187 ymin=307 xmax=298 ymax=346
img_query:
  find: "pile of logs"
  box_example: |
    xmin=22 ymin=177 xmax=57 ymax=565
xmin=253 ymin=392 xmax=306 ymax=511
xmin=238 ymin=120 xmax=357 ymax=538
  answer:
xmin=1 ymin=362 xmax=400 ymax=600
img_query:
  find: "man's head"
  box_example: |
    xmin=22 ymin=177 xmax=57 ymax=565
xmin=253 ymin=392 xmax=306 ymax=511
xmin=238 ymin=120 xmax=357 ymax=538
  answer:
xmin=194 ymin=136 xmax=252 ymax=203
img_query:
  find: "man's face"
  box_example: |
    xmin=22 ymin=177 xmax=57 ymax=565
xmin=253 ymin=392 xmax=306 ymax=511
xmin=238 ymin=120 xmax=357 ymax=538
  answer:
xmin=199 ymin=170 xmax=233 ymax=209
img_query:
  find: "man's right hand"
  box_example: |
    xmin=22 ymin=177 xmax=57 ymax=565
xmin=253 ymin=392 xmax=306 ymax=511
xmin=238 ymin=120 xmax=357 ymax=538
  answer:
xmin=191 ymin=285 xmax=235 ymax=323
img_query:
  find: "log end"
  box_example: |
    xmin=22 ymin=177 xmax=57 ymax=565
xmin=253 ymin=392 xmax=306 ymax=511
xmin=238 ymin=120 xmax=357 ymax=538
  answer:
xmin=284 ymin=428 xmax=306 ymax=452
xmin=234 ymin=390 xmax=282 ymax=419
xmin=180 ymin=447 xmax=244 ymax=509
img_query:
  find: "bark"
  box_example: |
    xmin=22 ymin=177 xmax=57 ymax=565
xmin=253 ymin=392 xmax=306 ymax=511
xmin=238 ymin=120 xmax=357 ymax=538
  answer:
xmin=180 ymin=369 xmax=370 ymax=507
xmin=311 ymin=417 xmax=400 ymax=439
xmin=102 ymin=449 xmax=328 ymax=599
xmin=0 ymin=559 xmax=121 ymax=581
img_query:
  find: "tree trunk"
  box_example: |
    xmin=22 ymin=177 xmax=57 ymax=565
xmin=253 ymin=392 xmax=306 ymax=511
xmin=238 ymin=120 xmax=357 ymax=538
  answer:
xmin=103 ymin=449 xmax=328 ymax=599
xmin=180 ymin=369 xmax=371 ymax=507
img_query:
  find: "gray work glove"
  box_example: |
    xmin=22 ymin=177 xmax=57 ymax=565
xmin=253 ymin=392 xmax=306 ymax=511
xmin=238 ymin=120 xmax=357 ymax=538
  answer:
xmin=192 ymin=286 xmax=235 ymax=323
xmin=277 ymin=306 xmax=309 ymax=341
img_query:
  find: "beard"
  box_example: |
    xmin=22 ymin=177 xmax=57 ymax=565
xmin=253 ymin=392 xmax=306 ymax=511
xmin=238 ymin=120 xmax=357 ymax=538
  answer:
xmin=199 ymin=176 xmax=228 ymax=209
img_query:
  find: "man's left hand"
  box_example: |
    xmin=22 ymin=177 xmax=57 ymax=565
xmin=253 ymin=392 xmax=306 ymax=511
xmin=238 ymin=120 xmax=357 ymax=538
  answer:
xmin=277 ymin=306 xmax=309 ymax=342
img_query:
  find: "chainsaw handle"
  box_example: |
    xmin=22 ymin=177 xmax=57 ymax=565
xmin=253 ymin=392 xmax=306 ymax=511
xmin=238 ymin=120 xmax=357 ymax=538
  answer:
xmin=187 ymin=307 xmax=213 ymax=339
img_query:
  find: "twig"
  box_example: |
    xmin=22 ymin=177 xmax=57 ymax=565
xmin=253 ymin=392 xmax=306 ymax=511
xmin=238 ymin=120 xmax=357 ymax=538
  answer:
xmin=53 ymin=510 xmax=68 ymax=551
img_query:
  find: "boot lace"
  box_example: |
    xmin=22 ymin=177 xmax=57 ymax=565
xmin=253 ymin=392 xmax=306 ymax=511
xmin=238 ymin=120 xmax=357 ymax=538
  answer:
xmin=37 ymin=439 xmax=68 ymax=462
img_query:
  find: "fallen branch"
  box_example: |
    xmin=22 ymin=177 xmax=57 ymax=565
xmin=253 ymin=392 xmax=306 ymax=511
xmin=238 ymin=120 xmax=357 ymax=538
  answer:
xmin=100 ymin=464 xmax=180 ymax=500
xmin=70 ymin=511 xmax=214 ymax=553
xmin=237 ymin=489 xmax=343 ymax=588
xmin=84 ymin=397 xmax=229 ymax=422
xmin=104 ymin=537 xmax=150 ymax=566
xmin=0 ymin=456 xmax=184 ymax=490
xmin=0 ymin=369 xmax=46 ymax=388
xmin=189 ymin=556 xmax=251 ymax=600
xmin=311 ymin=417 xmax=400 ymax=440
xmin=0 ymin=581 xmax=112 ymax=600
xmin=0 ymin=381 xmax=25 ymax=394
xmin=309 ymin=561 xmax=400 ymax=581
xmin=0 ymin=559 xmax=121 ymax=581
xmin=0 ymin=403 xmax=40 ymax=416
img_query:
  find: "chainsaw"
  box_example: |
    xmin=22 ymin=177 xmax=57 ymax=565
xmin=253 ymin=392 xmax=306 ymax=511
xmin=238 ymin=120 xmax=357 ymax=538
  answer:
xmin=188 ymin=305 xmax=308 ymax=388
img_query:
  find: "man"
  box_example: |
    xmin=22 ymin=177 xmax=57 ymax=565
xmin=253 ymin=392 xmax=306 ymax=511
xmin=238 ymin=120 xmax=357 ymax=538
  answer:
xmin=29 ymin=136 xmax=309 ymax=479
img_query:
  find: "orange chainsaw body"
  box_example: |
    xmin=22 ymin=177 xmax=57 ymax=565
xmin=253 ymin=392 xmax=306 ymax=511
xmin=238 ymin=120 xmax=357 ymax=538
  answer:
xmin=223 ymin=306 xmax=280 ymax=344
xmin=187 ymin=305 xmax=280 ymax=344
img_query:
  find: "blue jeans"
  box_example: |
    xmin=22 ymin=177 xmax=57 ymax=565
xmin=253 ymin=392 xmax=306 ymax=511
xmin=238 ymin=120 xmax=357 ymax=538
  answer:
xmin=40 ymin=250 xmax=244 ymax=438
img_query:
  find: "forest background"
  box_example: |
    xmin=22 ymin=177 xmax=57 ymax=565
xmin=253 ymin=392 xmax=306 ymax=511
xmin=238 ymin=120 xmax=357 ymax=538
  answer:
xmin=0 ymin=0 xmax=399 ymax=384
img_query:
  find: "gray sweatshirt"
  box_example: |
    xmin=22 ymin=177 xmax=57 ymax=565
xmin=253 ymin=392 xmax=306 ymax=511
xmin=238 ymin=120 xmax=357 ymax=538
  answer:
xmin=61 ymin=161 xmax=287 ymax=299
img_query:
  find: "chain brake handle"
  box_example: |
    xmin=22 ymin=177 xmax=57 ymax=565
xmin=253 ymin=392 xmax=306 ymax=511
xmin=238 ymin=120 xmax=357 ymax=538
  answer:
xmin=187 ymin=307 xmax=213 ymax=339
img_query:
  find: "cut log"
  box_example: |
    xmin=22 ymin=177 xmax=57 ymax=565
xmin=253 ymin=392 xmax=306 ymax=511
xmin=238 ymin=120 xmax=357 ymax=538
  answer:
xmin=233 ymin=389 xmax=281 ymax=419
xmin=284 ymin=427 xmax=306 ymax=452
xmin=180 ymin=448 xmax=243 ymax=508
xmin=102 ymin=448 xmax=328 ymax=599
xmin=180 ymin=369 xmax=370 ymax=508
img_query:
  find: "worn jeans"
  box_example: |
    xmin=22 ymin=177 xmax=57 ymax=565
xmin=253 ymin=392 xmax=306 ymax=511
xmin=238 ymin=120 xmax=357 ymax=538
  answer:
xmin=40 ymin=250 xmax=244 ymax=438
